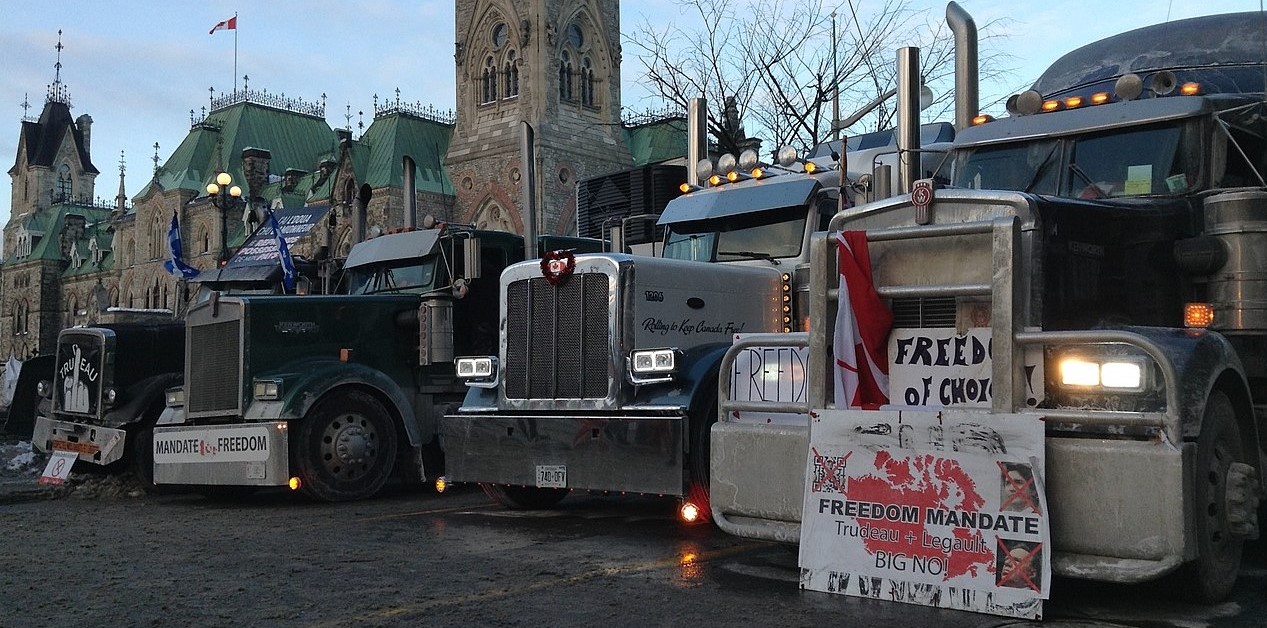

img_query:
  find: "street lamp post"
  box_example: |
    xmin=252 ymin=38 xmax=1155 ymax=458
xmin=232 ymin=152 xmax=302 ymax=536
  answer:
xmin=206 ymin=171 xmax=243 ymax=266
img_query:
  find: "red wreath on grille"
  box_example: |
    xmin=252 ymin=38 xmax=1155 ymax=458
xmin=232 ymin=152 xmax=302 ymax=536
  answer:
xmin=540 ymin=249 xmax=576 ymax=285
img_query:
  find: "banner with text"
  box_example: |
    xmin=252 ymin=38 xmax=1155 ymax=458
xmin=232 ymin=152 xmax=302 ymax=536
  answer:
xmin=888 ymin=327 xmax=1044 ymax=408
xmin=726 ymin=333 xmax=809 ymax=425
xmin=799 ymin=408 xmax=1050 ymax=620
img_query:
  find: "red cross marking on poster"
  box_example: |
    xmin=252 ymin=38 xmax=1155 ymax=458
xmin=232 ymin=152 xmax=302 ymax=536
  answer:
xmin=810 ymin=447 xmax=852 ymax=493
xmin=997 ymin=538 xmax=1043 ymax=592
xmin=998 ymin=461 xmax=1040 ymax=512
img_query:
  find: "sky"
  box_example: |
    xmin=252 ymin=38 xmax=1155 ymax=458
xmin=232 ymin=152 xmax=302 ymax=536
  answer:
xmin=0 ymin=0 xmax=1261 ymax=233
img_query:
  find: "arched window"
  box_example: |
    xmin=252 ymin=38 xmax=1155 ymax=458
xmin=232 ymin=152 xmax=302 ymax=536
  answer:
xmin=56 ymin=164 xmax=72 ymax=202
xmin=150 ymin=213 xmax=165 ymax=259
xmin=581 ymin=57 xmax=595 ymax=106
xmin=559 ymin=51 xmax=573 ymax=101
xmin=482 ymin=55 xmax=497 ymax=104
xmin=504 ymin=50 xmax=519 ymax=98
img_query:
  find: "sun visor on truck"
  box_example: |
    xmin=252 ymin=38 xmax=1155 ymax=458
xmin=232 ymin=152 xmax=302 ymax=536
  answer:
xmin=192 ymin=205 xmax=332 ymax=283
xmin=657 ymin=177 xmax=820 ymax=226
xmin=343 ymin=228 xmax=442 ymax=270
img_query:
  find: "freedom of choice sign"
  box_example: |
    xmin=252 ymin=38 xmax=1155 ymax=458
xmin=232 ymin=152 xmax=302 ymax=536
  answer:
xmin=799 ymin=408 xmax=1050 ymax=620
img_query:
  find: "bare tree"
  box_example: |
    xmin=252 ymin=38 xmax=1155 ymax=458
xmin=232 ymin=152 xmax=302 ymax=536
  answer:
xmin=627 ymin=1 xmax=1015 ymax=158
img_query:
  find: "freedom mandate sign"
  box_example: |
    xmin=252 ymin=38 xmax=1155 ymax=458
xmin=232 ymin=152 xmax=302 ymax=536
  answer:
xmin=798 ymin=408 xmax=1050 ymax=619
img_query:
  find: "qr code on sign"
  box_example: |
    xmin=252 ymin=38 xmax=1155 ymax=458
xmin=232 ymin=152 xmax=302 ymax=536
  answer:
xmin=811 ymin=454 xmax=849 ymax=493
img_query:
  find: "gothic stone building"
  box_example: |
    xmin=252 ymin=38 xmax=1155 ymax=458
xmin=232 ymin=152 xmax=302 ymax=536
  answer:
xmin=2 ymin=0 xmax=683 ymax=362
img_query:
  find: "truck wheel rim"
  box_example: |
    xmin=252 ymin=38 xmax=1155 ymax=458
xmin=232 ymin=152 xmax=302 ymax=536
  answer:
xmin=322 ymin=415 xmax=377 ymax=478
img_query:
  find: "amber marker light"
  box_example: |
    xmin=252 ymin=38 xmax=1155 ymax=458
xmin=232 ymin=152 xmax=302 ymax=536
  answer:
xmin=435 ymin=476 xmax=448 ymax=493
xmin=679 ymin=501 xmax=701 ymax=523
xmin=1064 ymin=96 xmax=1084 ymax=109
xmin=289 ymin=476 xmax=303 ymax=491
xmin=1185 ymin=303 xmax=1214 ymax=328
xmin=804 ymin=161 xmax=818 ymax=174
xmin=1090 ymin=92 xmax=1111 ymax=105
xmin=971 ymin=114 xmax=994 ymax=125
xmin=1180 ymin=82 xmax=1201 ymax=96
xmin=1041 ymin=100 xmax=1061 ymax=112
xmin=751 ymin=167 xmax=764 ymax=178
xmin=708 ymin=174 xmax=723 ymax=186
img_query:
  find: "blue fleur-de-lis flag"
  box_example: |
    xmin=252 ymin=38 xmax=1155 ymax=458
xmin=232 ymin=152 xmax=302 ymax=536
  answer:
xmin=267 ymin=209 xmax=296 ymax=292
xmin=162 ymin=212 xmax=200 ymax=280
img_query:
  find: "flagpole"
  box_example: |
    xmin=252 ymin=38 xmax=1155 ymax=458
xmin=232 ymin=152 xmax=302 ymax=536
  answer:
xmin=233 ymin=12 xmax=238 ymax=93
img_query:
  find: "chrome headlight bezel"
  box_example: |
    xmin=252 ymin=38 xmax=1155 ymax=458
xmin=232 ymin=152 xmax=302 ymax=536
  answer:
xmin=1050 ymin=347 xmax=1151 ymax=394
xmin=628 ymin=348 xmax=679 ymax=385
xmin=253 ymin=379 xmax=282 ymax=401
xmin=455 ymin=356 xmax=499 ymax=388
xmin=164 ymin=386 xmax=185 ymax=408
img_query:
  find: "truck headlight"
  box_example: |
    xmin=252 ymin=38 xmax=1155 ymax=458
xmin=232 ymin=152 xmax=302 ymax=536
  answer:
xmin=1058 ymin=356 xmax=1146 ymax=392
xmin=455 ymin=356 xmax=498 ymax=387
xmin=165 ymin=386 xmax=185 ymax=408
xmin=253 ymin=379 xmax=282 ymax=401
xmin=628 ymin=348 xmax=679 ymax=384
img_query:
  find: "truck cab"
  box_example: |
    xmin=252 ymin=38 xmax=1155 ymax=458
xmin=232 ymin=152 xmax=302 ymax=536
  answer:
xmin=711 ymin=10 xmax=1267 ymax=604
xmin=152 ymin=227 xmax=581 ymax=501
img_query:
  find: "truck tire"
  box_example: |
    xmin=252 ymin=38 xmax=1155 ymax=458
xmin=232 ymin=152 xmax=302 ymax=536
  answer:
xmin=1179 ymin=390 xmax=1245 ymax=602
xmin=685 ymin=395 xmax=718 ymax=523
xmin=480 ymin=483 xmax=568 ymax=509
xmin=127 ymin=422 xmax=159 ymax=494
xmin=292 ymin=390 xmax=398 ymax=502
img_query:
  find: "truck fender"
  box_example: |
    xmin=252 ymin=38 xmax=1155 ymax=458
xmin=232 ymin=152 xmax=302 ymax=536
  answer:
xmin=102 ymin=372 xmax=182 ymax=429
xmin=629 ymin=343 xmax=730 ymax=417
xmin=1129 ymin=326 xmax=1253 ymax=444
xmin=261 ymin=360 xmax=422 ymax=449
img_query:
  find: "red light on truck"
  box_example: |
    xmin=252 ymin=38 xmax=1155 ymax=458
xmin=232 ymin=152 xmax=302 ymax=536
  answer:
xmin=1184 ymin=303 xmax=1214 ymax=328
xmin=679 ymin=501 xmax=701 ymax=523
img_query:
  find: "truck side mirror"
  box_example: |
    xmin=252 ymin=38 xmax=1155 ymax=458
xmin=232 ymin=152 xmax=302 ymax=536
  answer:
xmin=463 ymin=237 xmax=482 ymax=281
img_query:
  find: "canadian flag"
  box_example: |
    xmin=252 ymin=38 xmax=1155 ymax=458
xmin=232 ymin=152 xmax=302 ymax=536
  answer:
xmin=833 ymin=231 xmax=893 ymax=409
xmin=209 ymin=16 xmax=237 ymax=35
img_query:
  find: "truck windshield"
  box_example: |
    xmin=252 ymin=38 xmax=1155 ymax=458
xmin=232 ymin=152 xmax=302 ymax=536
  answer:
xmin=345 ymin=258 xmax=437 ymax=295
xmin=950 ymin=122 xmax=1193 ymax=198
xmin=662 ymin=207 xmax=807 ymax=262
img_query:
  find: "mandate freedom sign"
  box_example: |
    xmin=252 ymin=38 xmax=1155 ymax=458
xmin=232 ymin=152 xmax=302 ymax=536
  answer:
xmin=799 ymin=408 xmax=1050 ymax=620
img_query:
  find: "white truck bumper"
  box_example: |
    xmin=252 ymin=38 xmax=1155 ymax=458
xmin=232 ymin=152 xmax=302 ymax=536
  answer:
xmin=32 ymin=415 xmax=126 ymax=466
xmin=709 ymin=419 xmax=1191 ymax=583
xmin=152 ymin=422 xmax=290 ymax=486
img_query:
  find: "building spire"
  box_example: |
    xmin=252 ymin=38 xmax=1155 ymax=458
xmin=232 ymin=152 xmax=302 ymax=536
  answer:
xmin=47 ymin=29 xmax=71 ymax=106
xmin=115 ymin=150 xmax=127 ymax=212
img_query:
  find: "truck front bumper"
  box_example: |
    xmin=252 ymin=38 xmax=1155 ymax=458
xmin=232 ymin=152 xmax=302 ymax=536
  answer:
xmin=709 ymin=419 xmax=1191 ymax=584
xmin=32 ymin=416 xmax=126 ymax=466
xmin=442 ymin=413 xmax=685 ymax=495
xmin=152 ymin=422 xmax=290 ymax=486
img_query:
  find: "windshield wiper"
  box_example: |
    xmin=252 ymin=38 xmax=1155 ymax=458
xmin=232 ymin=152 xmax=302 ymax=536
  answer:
xmin=718 ymin=250 xmax=781 ymax=265
xmin=1022 ymin=144 xmax=1060 ymax=193
xmin=1068 ymin=162 xmax=1107 ymax=199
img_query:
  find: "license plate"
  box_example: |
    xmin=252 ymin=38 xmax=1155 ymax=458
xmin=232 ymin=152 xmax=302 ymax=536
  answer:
xmin=535 ymin=464 xmax=566 ymax=488
xmin=51 ymin=439 xmax=98 ymax=455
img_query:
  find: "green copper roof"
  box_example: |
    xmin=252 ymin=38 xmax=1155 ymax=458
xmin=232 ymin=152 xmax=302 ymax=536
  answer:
xmin=624 ymin=117 xmax=687 ymax=167
xmin=140 ymin=101 xmax=338 ymax=200
xmin=9 ymin=203 xmax=114 ymax=264
xmin=359 ymin=113 xmax=454 ymax=195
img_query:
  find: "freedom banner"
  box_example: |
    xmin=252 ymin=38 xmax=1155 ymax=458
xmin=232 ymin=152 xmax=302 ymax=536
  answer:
xmin=799 ymin=408 xmax=1050 ymax=620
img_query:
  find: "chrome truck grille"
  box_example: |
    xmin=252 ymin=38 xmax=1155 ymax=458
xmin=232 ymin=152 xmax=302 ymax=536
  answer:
xmin=505 ymin=274 xmax=610 ymax=399
xmin=187 ymin=318 xmax=242 ymax=414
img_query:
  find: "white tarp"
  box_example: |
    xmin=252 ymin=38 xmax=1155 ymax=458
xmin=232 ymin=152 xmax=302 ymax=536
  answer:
xmin=2 ymin=355 xmax=22 ymax=406
xmin=799 ymin=408 xmax=1050 ymax=620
